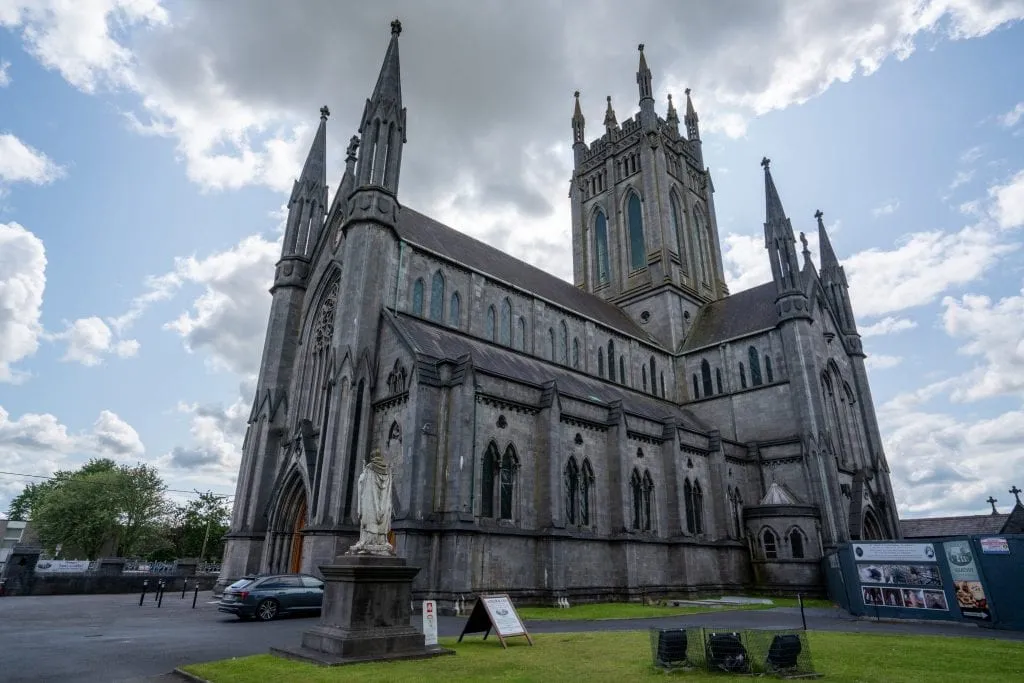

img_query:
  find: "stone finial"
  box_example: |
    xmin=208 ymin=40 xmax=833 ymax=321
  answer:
xmin=987 ymin=496 xmax=998 ymax=514
xmin=1010 ymin=485 xmax=1022 ymax=506
xmin=800 ymin=231 xmax=809 ymax=253
xmin=685 ymin=87 xmax=691 ymax=96
xmin=391 ymin=19 xmax=402 ymax=36
xmin=574 ymin=90 xmax=580 ymax=99
xmin=815 ymin=209 xmax=824 ymax=223
xmin=761 ymin=156 xmax=771 ymax=170
xmin=638 ymin=43 xmax=645 ymax=52
xmin=320 ymin=105 xmax=330 ymax=119
xmin=345 ymin=135 xmax=360 ymax=160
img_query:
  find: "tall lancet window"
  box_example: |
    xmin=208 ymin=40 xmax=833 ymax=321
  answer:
xmin=500 ymin=298 xmax=512 ymax=346
xmin=594 ymin=211 xmax=610 ymax=285
xmin=429 ymin=271 xmax=445 ymax=322
xmin=670 ymin=193 xmax=686 ymax=265
xmin=693 ymin=209 xmax=711 ymax=284
xmin=627 ymin=193 xmax=646 ymax=271
xmin=486 ymin=305 xmax=496 ymax=341
xmin=412 ymin=278 xmax=424 ymax=316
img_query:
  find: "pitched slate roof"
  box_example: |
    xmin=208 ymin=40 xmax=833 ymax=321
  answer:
xmin=900 ymin=514 xmax=1009 ymax=539
xmin=395 ymin=207 xmax=656 ymax=344
xmin=680 ymin=282 xmax=778 ymax=352
xmin=389 ymin=312 xmax=708 ymax=432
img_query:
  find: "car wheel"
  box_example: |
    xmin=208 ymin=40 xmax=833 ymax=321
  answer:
xmin=256 ymin=599 xmax=279 ymax=622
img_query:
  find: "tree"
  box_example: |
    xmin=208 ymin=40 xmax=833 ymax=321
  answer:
xmin=166 ymin=492 xmax=231 ymax=561
xmin=7 ymin=481 xmax=56 ymax=520
xmin=19 ymin=459 xmax=174 ymax=560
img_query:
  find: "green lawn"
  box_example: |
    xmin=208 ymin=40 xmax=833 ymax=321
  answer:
xmin=515 ymin=597 xmax=835 ymax=621
xmin=183 ymin=630 xmax=1024 ymax=682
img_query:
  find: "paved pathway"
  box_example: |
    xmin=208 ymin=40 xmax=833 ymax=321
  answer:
xmin=0 ymin=593 xmax=1019 ymax=682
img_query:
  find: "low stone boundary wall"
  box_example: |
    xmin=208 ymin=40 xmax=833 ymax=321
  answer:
xmin=19 ymin=572 xmax=218 ymax=596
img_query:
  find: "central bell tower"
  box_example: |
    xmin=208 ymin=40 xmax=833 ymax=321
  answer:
xmin=569 ymin=45 xmax=727 ymax=351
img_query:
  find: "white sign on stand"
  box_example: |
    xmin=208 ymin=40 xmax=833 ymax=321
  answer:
xmin=422 ymin=599 xmax=438 ymax=646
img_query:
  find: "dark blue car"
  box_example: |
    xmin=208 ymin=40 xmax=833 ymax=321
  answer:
xmin=217 ymin=573 xmax=324 ymax=621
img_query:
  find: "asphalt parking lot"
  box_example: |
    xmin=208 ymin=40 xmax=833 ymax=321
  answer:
xmin=2 ymin=592 xmax=1021 ymax=682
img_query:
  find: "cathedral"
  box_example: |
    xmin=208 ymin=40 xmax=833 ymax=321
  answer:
xmin=218 ymin=21 xmax=900 ymax=608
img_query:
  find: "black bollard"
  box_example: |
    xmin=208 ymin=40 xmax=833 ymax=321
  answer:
xmin=157 ymin=580 xmax=165 ymax=608
xmin=139 ymin=579 xmax=149 ymax=607
xmin=798 ymin=593 xmax=807 ymax=631
xmin=192 ymin=583 xmax=199 ymax=609
xmin=181 ymin=578 xmax=188 ymax=599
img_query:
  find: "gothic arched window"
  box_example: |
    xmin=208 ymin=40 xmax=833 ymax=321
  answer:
xmin=732 ymin=489 xmax=744 ymax=539
xmin=715 ymin=368 xmax=723 ymax=394
xmin=564 ymin=457 xmax=579 ymax=525
xmin=693 ymin=480 xmax=704 ymax=534
xmin=630 ymin=468 xmax=642 ymax=530
xmin=763 ymin=528 xmax=779 ymax=559
xmin=559 ymin=321 xmax=569 ymax=364
xmin=598 ymin=349 xmax=605 ymax=377
xmin=517 ymin=316 xmax=526 ymax=350
xmin=449 ymin=291 xmax=461 ymax=326
xmin=486 ymin=305 xmax=496 ymax=341
xmin=642 ymin=470 xmax=654 ymax=531
xmin=789 ymin=528 xmax=805 ymax=559
xmin=500 ymin=298 xmax=512 ymax=346
xmin=649 ymin=357 xmax=657 ymax=394
xmin=594 ymin=211 xmax=610 ymax=285
xmin=607 ymin=340 xmax=616 ymax=382
xmin=548 ymin=327 xmax=556 ymax=359
xmin=429 ymin=271 xmax=445 ymax=321
xmin=661 ymin=372 xmax=666 ymax=398
xmin=693 ymin=208 xmax=711 ymax=284
xmin=572 ymin=337 xmax=580 ymax=368
xmin=619 ymin=357 xmax=626 ymax=385
xmin=683 ymin=479 xmax=695 ymax=534
xmin=739 ymin=362 xmax=747 ymax=389
xmin=412 ymin=278 xmax=425 ymax=316
xmin=627 ymin=193 xmax=646 ymax=271
xmin=692 ymin=374 xmax=699 ymax=399
xmin=670 ymin=192 xmax=686 ymax=264
xmin=481 ymin=441 xmax=500 ymax=518
xmin=701 ymin=359 xmax=713 ymax=397
xmin=749 ymin=346 xmax=763 ymax=386
xmin=765 ymin=355 xmax=774 ymax=383
xmin=580 ymin=459 xmax=594 ymax=526
xmin=642 ymin=366 xmax=648 ymax=392
xmin=499 ymin=445 xmax=519 ymax=521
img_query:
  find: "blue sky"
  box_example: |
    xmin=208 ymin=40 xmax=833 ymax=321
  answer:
xmin=1 ymin=1 xmax=1022 ymax=520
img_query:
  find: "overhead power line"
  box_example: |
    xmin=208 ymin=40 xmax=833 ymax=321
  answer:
xmin=0 ymin=469 xmax=234 ymax=499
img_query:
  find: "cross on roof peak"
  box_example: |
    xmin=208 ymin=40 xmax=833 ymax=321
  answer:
xmin=761 ymin=157 xmax=771 ymax=170
xmin=987 ymin=496 xmax=998 ymax=514
xmin=1010 ymin=485 xmax=1022 ymax=505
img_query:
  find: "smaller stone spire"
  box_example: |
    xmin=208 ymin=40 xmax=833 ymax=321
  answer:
xmin=604 ymin=95 xmax=618 ymax=132
xmin=666 ymin=93 xmax=679 ymax=126
xmin=816 ymin=209 xmax=840 ymax=269
xmin=762 ymin=157 xmax=788 ymax=226
xmin=572 ymin=90 xmax=586 ymax=146
xmin=637 ymin=43 xmax=653 ymax=102
xmin=282 ymin=107 xmax=329 ymax=258
xmin=684 ymin=87 xmax=700 ymax=141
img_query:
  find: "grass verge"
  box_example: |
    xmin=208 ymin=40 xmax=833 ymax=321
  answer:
xmin=515 ymin=597 xmax=835 ymax=621
xmin=182 ymin=630 xmax=1024 ymax=682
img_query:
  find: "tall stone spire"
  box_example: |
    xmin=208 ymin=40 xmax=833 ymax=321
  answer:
xmin=355 ymin=19 xmax=407 ymax=195
xmin=282 ymin=106 xmax=329 ymax=260
xmin=762 ymin=158 xmax=802 ymax=296
xmin=684 ymin=88 xmax=700 ymax=141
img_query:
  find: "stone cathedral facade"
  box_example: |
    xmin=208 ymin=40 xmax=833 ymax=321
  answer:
xmin=218 ymin=22 xmax=900 ymax=608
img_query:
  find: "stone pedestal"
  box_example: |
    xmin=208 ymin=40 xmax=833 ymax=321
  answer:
xmin=272 ymin=555 xmax=453 ymax=666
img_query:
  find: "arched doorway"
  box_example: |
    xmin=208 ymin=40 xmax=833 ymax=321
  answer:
xmin=289 ymin=499 xmax=307 ymax=574
xmin=863 ymin=509 xmax=885 ymax=540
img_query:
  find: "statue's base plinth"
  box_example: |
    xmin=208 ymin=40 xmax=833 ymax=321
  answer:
xmin=271 ymin=555 xmax=454 ymax=666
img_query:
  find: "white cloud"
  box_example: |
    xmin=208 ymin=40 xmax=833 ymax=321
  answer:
xmin=883 ymin=396 xmax=1024 ymax=518
xmin=949 ymin=169 xmax=975 ymax=190
xmin=860 ymin=316 xmax=918 ymax=337
xmin=989 ymin=169 xmax=1024 ymax=230
xmin=871 ymin=198 xmax=900 ymax=217
xmin=845 ymin=225 xmax=1017 ymax=318
xmin=160 ymin=398 xmax=247 ymax=476
xmin=942 ymin=285 xmax=1024 ymax=401
xmin=959 ymin=145 xmax=984 ymax=165
xmin=865 ymin=354 xmax=903 ymax=370
xmin=0 ymin=60 xmax=10 ymax=86
xmin=0 ymin=405 xmax=145 ymax=508
xmin=998 ymin=102 xmax=1024 ymax=128
xmin=47 ymin=316 xmax=140 ymax=366
xmin=0 ymin=133 xmax=65 ymax=185
xmin=0 ymin=222 xmax=46 ymax=383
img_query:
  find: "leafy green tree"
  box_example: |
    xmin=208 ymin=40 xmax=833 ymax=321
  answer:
xmin=166 ymin=492 xmax=231 ymax=561
xmin=114 ymin=463 xmax=172 ymax=557
xmin=33 ymin=461 xmax=122 ymax=559
xmin=7 ymin=480 xmax=56 ymax=520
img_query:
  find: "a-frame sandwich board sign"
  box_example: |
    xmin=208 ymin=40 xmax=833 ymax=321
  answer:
xmin=457 ymin=594 xmax=534 ymax=648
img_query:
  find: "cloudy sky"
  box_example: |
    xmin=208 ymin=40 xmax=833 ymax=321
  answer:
xmin=1 ymin=1 xmax=1023 ymax=523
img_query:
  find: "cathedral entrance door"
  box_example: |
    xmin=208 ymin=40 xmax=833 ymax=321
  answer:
xmin=290 ymin=500 xmax=307 ymax=574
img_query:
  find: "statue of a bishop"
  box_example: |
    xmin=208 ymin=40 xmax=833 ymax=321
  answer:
xmin=347 ymin=449 xmax=396 ymax=556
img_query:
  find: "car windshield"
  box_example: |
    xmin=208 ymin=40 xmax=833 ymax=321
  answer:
xmin=227 ymin=578 xmax=254 ymax=590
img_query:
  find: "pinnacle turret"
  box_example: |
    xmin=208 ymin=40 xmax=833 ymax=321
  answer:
xmin=761 ymin=158 xmax=802 ymax=295
xmin=604 ymin=95 xmax=619 ymax=133
xmin=355 ymin=19 xmax=407 ymax=194
xmin=282 ymin=107 xmax=329 ymax=259
xmin=637 ymin=43 xmax=653 ymax=103
xmin=684 ymin=88 xmax=700 ymax=141
xmin=665 ymin=93 xmax=679 ymax=128
xmin=816 ymin=209 xmax=841 ymax=271
xmin=572 ymin=90 xmax=586 ymax=145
